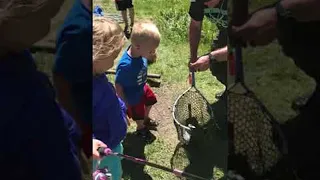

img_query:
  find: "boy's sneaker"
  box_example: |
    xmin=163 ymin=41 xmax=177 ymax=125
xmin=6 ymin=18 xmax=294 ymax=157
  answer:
xmin=135 ymin=128 xmax=153 ymax=143
xmin=144 ymin=118 xmax=158 ymax=130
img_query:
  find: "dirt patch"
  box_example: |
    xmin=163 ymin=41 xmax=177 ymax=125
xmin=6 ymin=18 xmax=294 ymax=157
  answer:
xmin=148 ymin=83 xmax=189 ymax=146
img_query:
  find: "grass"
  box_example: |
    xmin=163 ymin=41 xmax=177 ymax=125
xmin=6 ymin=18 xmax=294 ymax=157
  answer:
xmin=241 ymin=45 xmax=315 ymax=122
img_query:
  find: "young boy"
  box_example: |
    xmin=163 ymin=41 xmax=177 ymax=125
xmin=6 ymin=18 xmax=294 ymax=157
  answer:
xmin=115 ymin=0 xmax=135 ymax=34
xmin=0 ymin=0 xmax=81 ymax=179
xmin=92 ymin=16 xmax=128 ymax=180
xmin=53 ymin=0 xmax=92 ymax=158
xmin=115 ymin=21 xmax=161 ymax=141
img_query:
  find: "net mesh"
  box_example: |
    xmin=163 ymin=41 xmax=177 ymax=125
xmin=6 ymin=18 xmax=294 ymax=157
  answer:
xmin=173 ymin=87 xmax=215 ymax=144
xmin=174 ymin=88 xmax=212 ymax=127
xmin=171 ymin=144 xmax=190 ymax=177
xmin=227 ymin=89 xmax=285 ymax=176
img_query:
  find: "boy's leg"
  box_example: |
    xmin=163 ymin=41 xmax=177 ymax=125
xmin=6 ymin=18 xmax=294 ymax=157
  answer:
xmin=143 ymin=84 xmax=158 ymax=127
xmin=128 ymin=102 xmax=153 ymax=141
xmin=127 ymin=104 xmax=146 ymax=130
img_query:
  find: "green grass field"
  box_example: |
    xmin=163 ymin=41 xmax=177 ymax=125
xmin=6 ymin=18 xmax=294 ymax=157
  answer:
xmin=31 ymin=0 xmax=316 ymax=179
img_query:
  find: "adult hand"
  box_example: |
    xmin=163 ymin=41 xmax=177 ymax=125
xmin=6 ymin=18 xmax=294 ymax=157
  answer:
xmin=93 ymin=139 xmax=108 ymax=160
xmin=190 ymin=55 xmax=210 ymax=72
xmin=189 ymin=46 xmax=228 ymax=72
xmin=232 ymin=8 xmax=278 ymax=47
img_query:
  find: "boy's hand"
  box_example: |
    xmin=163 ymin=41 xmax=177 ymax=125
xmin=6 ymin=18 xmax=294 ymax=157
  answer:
xmin=93 ymin=139 xmax=108 ymax=160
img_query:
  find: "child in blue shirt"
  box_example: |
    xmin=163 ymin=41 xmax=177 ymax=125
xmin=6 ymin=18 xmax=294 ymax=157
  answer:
xmin=0 ymin=0 xmax=81 ymax=179
xmin=92 ymin=16 xmax=128 ymax=180
xmin=53 ymin=0 xmax=92 ymax=158
xmin=115 ymin=21 xmax=161 ymax=142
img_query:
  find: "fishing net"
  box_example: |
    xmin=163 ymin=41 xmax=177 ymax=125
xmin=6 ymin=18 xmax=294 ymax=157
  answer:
xmin=228 ymin=87 xmax=284 ymax=175
xmin=227 ymin=48 xmax=296 ymax=180
xmin=170 ymin=143 xmax=191 ymax=180
xmin=172 ymin=72 xmax=218 ymax=144
xmin=170 ymin=143 xmax=215 ymax=180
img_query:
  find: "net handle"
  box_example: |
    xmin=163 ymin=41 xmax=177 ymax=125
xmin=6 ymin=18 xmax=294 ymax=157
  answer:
xmin=235 ymin=47 xmax=244 ymax=83
xmin=191 ymin=71 xmax=195 ymax=87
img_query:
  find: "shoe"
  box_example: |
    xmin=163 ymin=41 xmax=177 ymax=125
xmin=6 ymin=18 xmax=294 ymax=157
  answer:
xmin=135 ymin=128 xmax=153 ymax=143
xmin=144 ymin=118 xmax=158 ymax=130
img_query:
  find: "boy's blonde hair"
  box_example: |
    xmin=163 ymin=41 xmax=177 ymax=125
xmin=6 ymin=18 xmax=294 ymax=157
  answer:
xmin=93 ymin=16 xmax=126 ymax=63
xmin=131 ymin=20 xmax=161 ymax=47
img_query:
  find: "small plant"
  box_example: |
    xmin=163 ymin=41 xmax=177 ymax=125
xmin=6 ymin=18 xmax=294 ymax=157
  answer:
xmin=157 ymin=8 xmax=190 ymax=44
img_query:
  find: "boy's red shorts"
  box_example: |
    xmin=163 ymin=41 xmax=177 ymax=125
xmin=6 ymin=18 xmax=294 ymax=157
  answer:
xmin=127 ymin=84 xmax=157 ymax=121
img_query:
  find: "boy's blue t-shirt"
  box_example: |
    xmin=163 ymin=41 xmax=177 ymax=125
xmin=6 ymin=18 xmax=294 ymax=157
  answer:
xmin=93 ymin=74 xmax=127 ymax=150
xmin=115 ymin=47 xmax=148 ymax=105
xmin=0 ymin=50 xmax=81 ymax=179
xmin=53 ymin=0 xmax=92 ymax=126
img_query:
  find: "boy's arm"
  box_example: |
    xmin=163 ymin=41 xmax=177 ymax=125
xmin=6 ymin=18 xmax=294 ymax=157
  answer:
xmin=53 ymin=31 xmax=92 ymax=157
xmin=115 ymin=63 xmax=130 ymax=106
xmin=115 ymin=83 xmax=128 ymax=106
xmin=53 ymin=75 xmax=84 ymax=132
xmin=52 ymin=75 xmax=92 ymax=158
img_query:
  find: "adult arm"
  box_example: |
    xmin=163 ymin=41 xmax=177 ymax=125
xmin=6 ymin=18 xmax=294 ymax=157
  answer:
xmin=188 ymin=1 xmax=205 ymax=64
xmin=280 ymin=0 xmax=320 ymax=21
xmin=189 ymin=20 xmax=202 ymax=64
xmin=210 ymin=46 xmax=228 ymax=62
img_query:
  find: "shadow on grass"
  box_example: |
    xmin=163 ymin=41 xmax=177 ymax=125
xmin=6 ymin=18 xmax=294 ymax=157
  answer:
xmin=171 ymin=94 xmax=228 ymax=180
xmin=122 ymin=132 xmax=156 ymax=180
